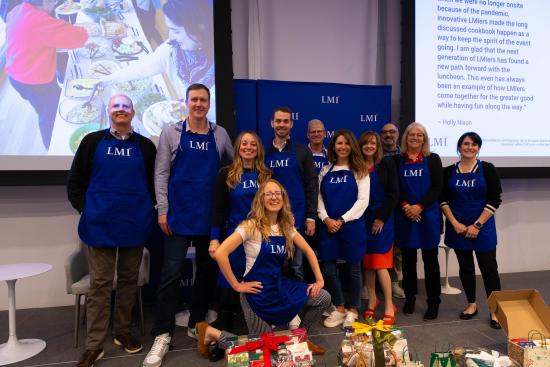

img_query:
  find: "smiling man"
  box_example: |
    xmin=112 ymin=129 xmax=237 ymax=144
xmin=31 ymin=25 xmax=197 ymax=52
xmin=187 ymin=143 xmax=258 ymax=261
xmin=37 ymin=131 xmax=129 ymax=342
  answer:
xmin=265 ymin=107 xmax=318 ymax=281
xmin=144 ymin=83 xmax=233 ymax=367
xmin=67 ymin=94 xmax=157 ymax=367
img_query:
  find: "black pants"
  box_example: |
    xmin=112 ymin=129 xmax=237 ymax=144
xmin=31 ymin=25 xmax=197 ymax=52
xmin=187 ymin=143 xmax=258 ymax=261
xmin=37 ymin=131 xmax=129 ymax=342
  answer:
xmin=401 ymin=247 xmax=441 ymax=305
xmin=151 ymin=235 xmax=217 ymax=336
xmin=454 ymin=248 xmax=501 ymax=304
xmin=9 ymin=77 xmax=61 ymax=150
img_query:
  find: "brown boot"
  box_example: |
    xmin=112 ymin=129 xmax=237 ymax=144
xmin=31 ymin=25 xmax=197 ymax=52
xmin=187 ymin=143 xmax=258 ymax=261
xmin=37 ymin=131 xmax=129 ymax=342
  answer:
xmin=306 ymin=339 xmax=325 ymax=355
xmin=196 ymin=321 xmax=210 ymax=358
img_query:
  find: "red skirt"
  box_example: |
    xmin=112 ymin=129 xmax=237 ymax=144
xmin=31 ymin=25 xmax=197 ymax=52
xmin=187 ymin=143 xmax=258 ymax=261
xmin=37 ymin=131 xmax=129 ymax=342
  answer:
xmin=362 ymin=245 xmax=393 ymax=269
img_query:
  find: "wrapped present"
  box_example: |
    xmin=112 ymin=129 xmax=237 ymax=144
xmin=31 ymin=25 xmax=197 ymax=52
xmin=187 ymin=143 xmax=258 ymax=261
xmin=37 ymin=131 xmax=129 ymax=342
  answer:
xmin=228 ymin=333 xmax=291 ymax=367
xmin=452 ymin=347 xmax=521 ymax=367
xmin=270 ymin=328 xmax=308 ymax=344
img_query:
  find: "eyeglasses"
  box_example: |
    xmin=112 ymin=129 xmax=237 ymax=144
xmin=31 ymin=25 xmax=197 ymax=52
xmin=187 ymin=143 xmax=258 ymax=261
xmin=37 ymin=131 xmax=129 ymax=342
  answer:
xmin=263 ymin=191 xmax=283 ymax=198
xmin=381 ymin=129 xmax=398 ymax=134
xmin=308 ymin=129 xmax=325 ymax=134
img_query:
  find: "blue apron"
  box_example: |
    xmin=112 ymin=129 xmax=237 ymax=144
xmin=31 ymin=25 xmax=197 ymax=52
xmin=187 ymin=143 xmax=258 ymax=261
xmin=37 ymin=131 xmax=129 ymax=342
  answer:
xmin=218 ymin=171 xmax=259 ymax=288
xmin=79 ymin=130 xmax=154 ymax=247
xmin=395 ymin=156 xmax=441 ymax=249
xmin=167 ymin=121 xmax=219 ymax=235
xmin=244 ymin=236 xmax=308 ymax=326
xmin=364 ymin=164 xmax=394 ymax=254
xmin=444 ymin=161 xmax=497 ymax=251
xmin=312 ymin=151 xmax=328 ymax=175
xmin=266 ymin=145 xmax=306 ymax=230
xmin=318 ymin=166 xmax=367 ymax=262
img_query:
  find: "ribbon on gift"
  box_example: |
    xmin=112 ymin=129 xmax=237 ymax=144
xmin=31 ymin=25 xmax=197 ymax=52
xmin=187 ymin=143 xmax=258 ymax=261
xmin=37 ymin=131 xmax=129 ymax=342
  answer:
xmin=464 ymin=350 xmax=513 ymax=367
xmin=228 ymin=333 xmax=290 ymax=367
xmin=352 ymin=320 xmax=393 ymax=335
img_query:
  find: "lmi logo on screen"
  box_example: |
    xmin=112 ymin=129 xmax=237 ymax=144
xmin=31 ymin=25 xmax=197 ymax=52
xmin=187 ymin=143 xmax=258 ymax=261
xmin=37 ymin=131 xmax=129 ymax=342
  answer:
xmin=430 ymin=136 xmax=448 ymax=147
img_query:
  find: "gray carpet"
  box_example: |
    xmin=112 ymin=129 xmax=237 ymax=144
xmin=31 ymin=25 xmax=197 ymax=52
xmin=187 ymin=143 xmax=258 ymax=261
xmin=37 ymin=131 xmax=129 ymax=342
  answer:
xmin=1 ymin=271 xmax=549 ymax=366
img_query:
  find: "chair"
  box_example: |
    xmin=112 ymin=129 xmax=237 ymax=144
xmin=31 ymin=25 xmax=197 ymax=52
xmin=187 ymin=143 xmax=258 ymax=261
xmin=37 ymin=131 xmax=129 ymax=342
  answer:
xmin=64 ymin=243 xmax=150 ymax=348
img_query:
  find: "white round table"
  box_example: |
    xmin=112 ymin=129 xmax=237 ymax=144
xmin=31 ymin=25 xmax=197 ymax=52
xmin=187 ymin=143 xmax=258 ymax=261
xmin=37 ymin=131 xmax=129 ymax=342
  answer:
xmin=0 ymin=263 xmax=52 ymax=366
xmin=438 ymin=245 xmax=462 ymax=295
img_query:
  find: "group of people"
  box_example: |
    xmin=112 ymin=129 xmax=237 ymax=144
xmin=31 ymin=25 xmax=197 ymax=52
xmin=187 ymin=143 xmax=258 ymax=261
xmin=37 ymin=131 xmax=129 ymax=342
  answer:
xmin=67 ymin=83 xmax=503 ymax=367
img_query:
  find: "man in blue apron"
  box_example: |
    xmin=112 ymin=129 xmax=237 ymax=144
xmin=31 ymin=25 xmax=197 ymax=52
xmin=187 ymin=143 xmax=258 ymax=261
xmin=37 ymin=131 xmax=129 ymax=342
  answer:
xmin=307 ymin=119 xmax=329 ymax=175
xmin=380 ymin=122 xmax=405 ymax=299
xmin=67 ymin=94 xmax=157 ymax=367
xmin=265 ymin=106 xmax=318 ymax=281
xmin=143 ymin=84 xmax=233 ymax=367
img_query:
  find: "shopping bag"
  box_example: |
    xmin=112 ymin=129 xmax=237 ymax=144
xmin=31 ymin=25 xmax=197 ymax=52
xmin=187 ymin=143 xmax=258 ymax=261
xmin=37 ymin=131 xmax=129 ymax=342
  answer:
xmin=524 ymin=330 xmax=550 ymax=367
xmin=430 ymin=342 xmax=457 ymax=367
xmin=402 ymin=346 xmax=425 ymax=367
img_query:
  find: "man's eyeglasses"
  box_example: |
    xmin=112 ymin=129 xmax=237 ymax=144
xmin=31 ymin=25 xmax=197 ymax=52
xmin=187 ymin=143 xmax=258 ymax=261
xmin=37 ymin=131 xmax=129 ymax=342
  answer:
xmin=264 ymin=191 xmax=283 ymax=198
xmin=381 ymin=129 xmax=398 ymax=134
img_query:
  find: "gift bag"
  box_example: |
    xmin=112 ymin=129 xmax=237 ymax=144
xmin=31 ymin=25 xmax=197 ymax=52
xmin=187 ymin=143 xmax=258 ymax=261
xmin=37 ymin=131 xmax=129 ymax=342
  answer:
xmin=430 ymin=343 xmax=457 ymax=367
xmin=402 ymin=346 xmax=425 ymax=367
xmin=524 ymin=331 xmax=550 ymax=367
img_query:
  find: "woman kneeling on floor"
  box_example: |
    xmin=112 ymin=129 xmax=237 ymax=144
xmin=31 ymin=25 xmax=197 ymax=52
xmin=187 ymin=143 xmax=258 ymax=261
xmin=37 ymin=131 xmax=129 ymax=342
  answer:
xmin=196 ymin=179 xmax=331 ymax=361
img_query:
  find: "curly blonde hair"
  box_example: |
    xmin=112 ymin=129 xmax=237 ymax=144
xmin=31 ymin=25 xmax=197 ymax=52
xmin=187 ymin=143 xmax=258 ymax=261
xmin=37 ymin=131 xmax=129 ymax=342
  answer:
xmin=226 ymin=131 xmax=271 ymax=189
xmin=241 ymin=179 xmax=295 ymax=259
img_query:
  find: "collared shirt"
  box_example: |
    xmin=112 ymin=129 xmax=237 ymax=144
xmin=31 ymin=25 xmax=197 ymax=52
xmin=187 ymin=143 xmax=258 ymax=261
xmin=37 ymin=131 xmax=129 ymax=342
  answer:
xmin=403 ymin=151 xmax=423 ymax=164
xmin=272 ymin=137 xmax=290 ymax=152
xmin=109 ymin=127 xmax=133 ymax=140
xmin=383 ymin=145 xmax=401 ymax=157
xmin=308 ymin=143 xmax=328 ymax=158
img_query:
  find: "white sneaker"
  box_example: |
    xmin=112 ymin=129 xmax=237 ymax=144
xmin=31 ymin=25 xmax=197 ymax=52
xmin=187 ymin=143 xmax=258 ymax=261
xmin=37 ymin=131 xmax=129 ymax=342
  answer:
xmin=323 ymin=309 xmax=347 ymax=328
xmin=143 ymin=333 xmax=171 ymax=367
xmin=322 ymin=304 xmax=336 ymax=317
xmin=343 ymin=311 xmax=358 ymax=329
xmin=361 ymin=285 xmax=369 ymax=300
xmin=187 ymin=327 xmax=197 ymax=340
xmin=289 ymin=315 xmax=301 ymax=330
xmin=392 ymin=282 xmax=406 ymax=299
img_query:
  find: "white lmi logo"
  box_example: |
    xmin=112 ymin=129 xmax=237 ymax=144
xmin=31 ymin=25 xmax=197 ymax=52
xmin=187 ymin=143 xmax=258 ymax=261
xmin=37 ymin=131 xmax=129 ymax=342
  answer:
xmin=189 ymin=141 xmax=210 ymax=150
xmin=404 ymin=169 xmax=423 ymax=177
xmin=107 ymin=147 xmax=132 ymax=156
xmin=330 ymin=176 xmax=348 ymax=184
xmin=456 ymin=179 xmax=476 ymax=187
xmin=269 ymin=159 xmax=289 ymax=168
xmin=270 ymin=244 xmax=286 ymax=254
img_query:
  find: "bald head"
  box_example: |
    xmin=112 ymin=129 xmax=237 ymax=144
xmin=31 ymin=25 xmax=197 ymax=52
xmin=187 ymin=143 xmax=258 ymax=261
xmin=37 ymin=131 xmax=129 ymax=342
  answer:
xmin=109 ymin=94 xmax=135 ymax=131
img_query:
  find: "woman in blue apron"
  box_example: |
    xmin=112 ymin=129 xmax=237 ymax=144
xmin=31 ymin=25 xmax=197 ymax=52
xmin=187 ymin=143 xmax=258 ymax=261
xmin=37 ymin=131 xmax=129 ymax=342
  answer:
xmin=359 ymin=131 xmax=399 ymax=325
xmin=199 ymin=179 xmax=330 ymax=357
xmin=440 ymin=132 xmax=503 ymax=329
xmin=209 ymin=131 xmax=272 ymax=331
xmin=317 ymin=130 xmax=370 ymax=330
xmin=393 ymin=122 xmax=443 ymax=321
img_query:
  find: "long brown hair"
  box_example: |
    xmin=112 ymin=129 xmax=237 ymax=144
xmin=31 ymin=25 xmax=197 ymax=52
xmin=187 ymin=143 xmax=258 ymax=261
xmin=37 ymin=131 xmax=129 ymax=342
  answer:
xmin=327 ymin=130 xmax=368 ymax=179
xmin=359 ymin=131 xmax=384 ymax=165
xmin=226 ymin=131 xmax=271 ymax=189
xmin=241 ymin=179 xmax=295 ymax=258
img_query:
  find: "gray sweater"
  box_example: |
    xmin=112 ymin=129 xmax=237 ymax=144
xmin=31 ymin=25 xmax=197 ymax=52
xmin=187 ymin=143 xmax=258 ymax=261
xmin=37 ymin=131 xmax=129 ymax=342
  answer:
xmin=154 ymin=121 xmax=233 ymax=216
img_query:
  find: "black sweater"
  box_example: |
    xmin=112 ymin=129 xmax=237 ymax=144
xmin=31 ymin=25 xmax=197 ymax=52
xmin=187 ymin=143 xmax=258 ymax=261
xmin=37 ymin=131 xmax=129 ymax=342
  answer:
xmin=67 ymin=130 xmax=157 ymax=213
xmin=371 ymin=157 xmax=399 ymax=221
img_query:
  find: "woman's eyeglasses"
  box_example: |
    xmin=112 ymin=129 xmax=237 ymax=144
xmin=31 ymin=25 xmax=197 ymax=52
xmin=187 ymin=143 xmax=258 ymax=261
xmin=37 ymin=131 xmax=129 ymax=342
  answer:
xmin=263 ymin=191 xmax=283 ymax=198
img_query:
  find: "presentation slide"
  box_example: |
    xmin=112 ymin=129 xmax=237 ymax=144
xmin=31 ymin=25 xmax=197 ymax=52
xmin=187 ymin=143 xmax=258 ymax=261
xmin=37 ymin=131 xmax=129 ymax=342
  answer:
xmin=416 ymin=0 xmax=549 ymax=167
xmin=0 ymin=0 xmax=214 ymax=170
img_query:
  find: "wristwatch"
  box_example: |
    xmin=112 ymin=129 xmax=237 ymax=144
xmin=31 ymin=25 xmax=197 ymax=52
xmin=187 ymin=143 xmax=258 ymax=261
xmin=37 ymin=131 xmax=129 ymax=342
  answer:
xmin=474 ymin=221 xmax=483 ymax=229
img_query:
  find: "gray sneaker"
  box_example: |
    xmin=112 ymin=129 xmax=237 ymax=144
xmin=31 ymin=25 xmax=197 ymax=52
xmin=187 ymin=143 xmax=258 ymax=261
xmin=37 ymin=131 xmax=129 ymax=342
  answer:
xmin=392 ymin=282 xmax=406 ymax=299
xmin=143 ymin=333 xmax=171 ymax=367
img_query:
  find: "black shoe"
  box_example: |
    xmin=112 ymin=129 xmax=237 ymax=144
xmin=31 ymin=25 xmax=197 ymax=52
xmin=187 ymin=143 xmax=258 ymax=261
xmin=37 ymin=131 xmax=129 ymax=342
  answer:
xmin=403 ymin=297 xmax=416 ymax=315
xmin=490 ymin=319 xmax=502 ymax=329
xmin=209 ymin=343 xmax=226 ymax=362
xmin=113 ymin=334 xmax=143 ymax=354
xmin=75 ymin=349 xmax=104 ymax=367
xmin=424 ymin=304 xmax=439 ymax=321
xmin=459 ymin=309 xmax=478 ymax=320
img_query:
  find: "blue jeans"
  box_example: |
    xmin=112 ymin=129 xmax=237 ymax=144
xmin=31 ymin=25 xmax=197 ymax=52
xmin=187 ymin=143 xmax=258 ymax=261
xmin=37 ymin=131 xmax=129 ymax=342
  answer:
xmin=321 ymin=260 xmax=362 ymax=309
xmin=151 ymin=235 xmax=216 ymax=336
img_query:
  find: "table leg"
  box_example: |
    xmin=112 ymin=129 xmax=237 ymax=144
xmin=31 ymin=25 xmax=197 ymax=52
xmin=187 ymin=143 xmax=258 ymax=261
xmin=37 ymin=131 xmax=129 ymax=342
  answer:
xmin=0 ymin=279 xmax=47 ymax=365
xmin=440 ymin=246 xmax=462 ymax=295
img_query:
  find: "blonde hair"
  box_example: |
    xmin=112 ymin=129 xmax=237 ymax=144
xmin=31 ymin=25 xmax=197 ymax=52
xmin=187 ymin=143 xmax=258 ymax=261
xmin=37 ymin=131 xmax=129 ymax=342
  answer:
xmin=226 ymin=131 xmax=272 ymax=189
xmin=327 ymin=130 xmax=368 ymax=179
xmin=359 ymin=131 xmax=384 ymax=165
xmin=401 ymin=122 xmax=431 ymax=156
xmin=241 ymin=179 xmax=295 ymax=259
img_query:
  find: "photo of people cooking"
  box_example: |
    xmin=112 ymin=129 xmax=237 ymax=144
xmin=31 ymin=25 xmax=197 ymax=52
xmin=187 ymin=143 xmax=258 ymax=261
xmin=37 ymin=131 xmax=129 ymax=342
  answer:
xmin=0 ymin=0 xmax=214 ymax=155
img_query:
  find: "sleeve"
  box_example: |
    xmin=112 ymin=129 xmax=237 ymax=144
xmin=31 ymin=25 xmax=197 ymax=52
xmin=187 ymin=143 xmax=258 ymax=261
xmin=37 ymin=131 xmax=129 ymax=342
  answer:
xmin=299 ymin=144 xmax=319 ymax=220
xmin=38 ymin=14 xmax=88 ymax=49
xmin=418 ymin=153 xmax=443 ymax=208
xmin=219 ymin=126 xmax=234 ymax=166
xmin=375 ymin=158 xmax=399 ymax=221
xmin=317 ymin=165 xmax=329 ymax=221
xmin=210 ymin=167 xmax=230 ymax=240
xmin=101 ymin=42 xmax=168 ymax=84
xmin=154 ymin=126 xmax=177 ymax=216
xmin=66 ymin=132 xmax=101 ymax=213
xmin=139 ymin=135 xmax=157 ymax=205
xmin=482 ymin=161 xmax=502 ymax=212
xmin=439 ymin=165 xmax=453 ymax=208
xmin=235 ymin=224 xmax=249 ymax=242
xmin=341 ymin=173 xmax=370 ymax=222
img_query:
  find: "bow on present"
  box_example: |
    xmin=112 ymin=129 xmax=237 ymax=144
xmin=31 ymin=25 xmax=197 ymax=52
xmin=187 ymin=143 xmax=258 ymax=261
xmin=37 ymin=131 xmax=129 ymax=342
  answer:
xmin=228 ymin=333 xmax=290 ymax=367
xmin=464 ymin=350 xmax=513 ymax=367
xmin=352 ymin=320 xmax=393 ymax=335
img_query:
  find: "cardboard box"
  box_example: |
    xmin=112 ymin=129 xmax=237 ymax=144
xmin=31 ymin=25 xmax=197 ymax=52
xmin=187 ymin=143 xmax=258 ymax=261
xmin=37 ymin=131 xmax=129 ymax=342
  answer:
xmin=487 ymin=289 xmax=550 ymax=365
